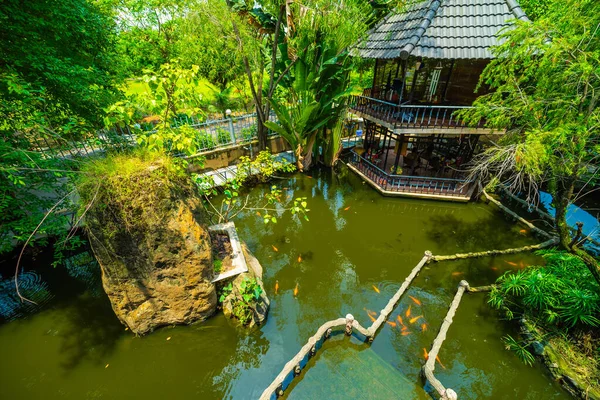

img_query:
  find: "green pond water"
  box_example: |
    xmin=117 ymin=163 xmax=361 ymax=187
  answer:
xmin=0 ymin=167 xmax=571 ymax=399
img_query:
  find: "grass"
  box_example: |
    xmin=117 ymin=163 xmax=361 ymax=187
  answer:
xmin=545 ymin=333 xmax=600 ymax=398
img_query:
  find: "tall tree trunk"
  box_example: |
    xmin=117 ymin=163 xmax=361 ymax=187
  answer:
xmin=554 ymin=176 xmax=600 ymax=287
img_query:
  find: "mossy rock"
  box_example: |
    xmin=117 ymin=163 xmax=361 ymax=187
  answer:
xmin=78 ymin=150 xmax=217 ymax=334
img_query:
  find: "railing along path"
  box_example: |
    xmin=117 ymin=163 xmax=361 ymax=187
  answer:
xmin=261 ymin=229 xmax=560 ymax=399
xmin=260 ymin=251 xmax=433 ymax=400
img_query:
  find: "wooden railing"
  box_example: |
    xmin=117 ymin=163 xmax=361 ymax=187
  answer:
xmin=349 ymin=94 xmax=484 ymax=131
xmin=348 ymin=151 xmax=473 ymax=198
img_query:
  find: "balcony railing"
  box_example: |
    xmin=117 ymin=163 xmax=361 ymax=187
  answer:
xmin=348 ymin=151 xmax=473 ymax=199
xmin=349 ymin=95 xmax=484 ymax=131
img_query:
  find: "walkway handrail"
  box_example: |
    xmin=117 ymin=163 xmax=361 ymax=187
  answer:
xmin=349 ymin=94 xmax=485 ymax=130
xmin=261 ymin=237 xmax=558 ymax=400
xmin=259 ymin=251 xmax=433 ymax=400
xmin=355 ymin=95 xmax=475 ymax=110
xmin=422 ymin=280 xmax=469 ymax=400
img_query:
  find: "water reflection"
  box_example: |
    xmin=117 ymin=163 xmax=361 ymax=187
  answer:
xmin=0 ymin=168 xmax=571 ymax=400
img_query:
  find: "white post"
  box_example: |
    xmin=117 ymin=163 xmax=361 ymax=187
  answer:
xmin=345 ymin=314 xmax=354 ymax=336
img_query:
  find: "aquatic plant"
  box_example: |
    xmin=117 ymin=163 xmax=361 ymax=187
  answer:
xmin=502 ymin=335 xmax=535 ymax=366
xmin=233 ymin=278 xmax=263 ymax=326
xmin=489 ymin=250 xmax=600 ymax=328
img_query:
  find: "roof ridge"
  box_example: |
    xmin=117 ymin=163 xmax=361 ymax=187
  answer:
xmin=504 ymin=0 xmax=529 ymax=21
xmin=399 ymin=0 xmax=442 ymax=59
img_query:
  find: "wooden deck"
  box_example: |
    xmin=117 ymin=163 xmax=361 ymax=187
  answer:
xmin=347 ymin=151 xmax=475 ymax=202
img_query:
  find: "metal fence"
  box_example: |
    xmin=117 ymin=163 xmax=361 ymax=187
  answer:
xmin=349 ymin=95 xmax=484 ymax=131
xmin=28 ymin=112 xmax=277 ymax=160
xmin=348 ymin=150 xmax=474 ymax=198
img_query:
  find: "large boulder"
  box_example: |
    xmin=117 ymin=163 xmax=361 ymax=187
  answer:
xmin=80 ymin=152 xmax=217 ymax=334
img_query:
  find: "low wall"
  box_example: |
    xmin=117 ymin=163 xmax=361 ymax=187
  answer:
xmin=189 ymin=136 xmax=290 ymax=172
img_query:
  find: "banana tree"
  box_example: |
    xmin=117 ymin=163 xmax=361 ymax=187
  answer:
xmin=264 ymin=91 xmax=332 ymax=171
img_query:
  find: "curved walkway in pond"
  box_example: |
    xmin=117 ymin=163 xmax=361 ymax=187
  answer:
xmin=260 ymin=236 xmax=558 ymax=400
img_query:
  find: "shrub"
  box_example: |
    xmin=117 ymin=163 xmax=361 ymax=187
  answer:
xmin=489 ymin=250 xmax=600 ymax=328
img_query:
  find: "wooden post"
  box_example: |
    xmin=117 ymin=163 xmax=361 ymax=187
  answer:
xmin=442 ymin=60 xmax=455 ymax=102
xmin=345 ymin=314 xmax=354 ymax=336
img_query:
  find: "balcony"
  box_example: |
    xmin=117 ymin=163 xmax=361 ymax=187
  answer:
xmin=347 ymin=151 xmax=475 ymax=202
xmin=349 ymin=94 xmax=502 ymax=136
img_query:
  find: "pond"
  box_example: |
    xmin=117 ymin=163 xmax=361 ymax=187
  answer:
xmin=0 ymin=167 xmax=571 ymax=399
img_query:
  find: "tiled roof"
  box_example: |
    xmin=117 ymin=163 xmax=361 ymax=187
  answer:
xmin=355 ymin=0 xmax=529 ymax=60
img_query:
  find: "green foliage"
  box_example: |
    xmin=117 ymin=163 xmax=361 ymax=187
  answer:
xmin=502 ymin=335 xmax=536 ymax=366
xmin=233 ymin=278 xmax=263 ymax=325
xmin=213 ymin=259 xmax=223 ymax=274
xmin=77 ymin=149 xmax=191 ymax=240
xmin=518 ymin=0 xmax=553 ymax=21
xmin=265 ymin=0 xmax=375 ymax=169
xmin=193 ymin=151 xmax=307 ymax=224
xmin=0 ymin=137 xmax=77 ymax=253
xmin=216 ymin=128 xmax=232 ymax=145
xmin=195 ymin=130 xmax=217 ymax=150
xmin=219 ymin=283 xmax=233 ymax=303
xmin=106 ymin=61 xmax=210 ymax=156
xmin=240 ymin=124 xmax=258 ymax=141
xmin=489 ymin=251 xmax=600 ymax=329
xmin=0 ymin=0 xmax=120 ymax=122
xmin=460 ymin=0 xmax=600 ymax=275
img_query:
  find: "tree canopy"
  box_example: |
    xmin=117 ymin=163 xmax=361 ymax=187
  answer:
xmin=461 ymin=0 xmax=600 ymax=282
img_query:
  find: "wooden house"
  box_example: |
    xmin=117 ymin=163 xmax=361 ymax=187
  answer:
xmin=348 ymin=0 xmax=529 ymax=201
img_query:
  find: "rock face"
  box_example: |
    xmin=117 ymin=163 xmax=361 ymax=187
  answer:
xmin=83 ymin=156 xmax=217 ymax=335
xmin=222 ymin=243 xmax=270 ymax=328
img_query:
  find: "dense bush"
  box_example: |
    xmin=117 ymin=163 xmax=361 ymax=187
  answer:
xmin=489 ymin=250 xmax=600 ymax=328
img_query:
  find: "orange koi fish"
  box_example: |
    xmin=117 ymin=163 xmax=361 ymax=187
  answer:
xmin=293 ymin=283 xmax=299 ymax=297
xmin=344 ymin=206 xmax=351 ymax=211
xmin=401 ymin=325 xmax=409 ymax=331
xmin=275 ymin=280 xmax=279 ymax=294
xmin=421 ymin=323 xmax=428 ymax=332
xmin=519 ymin=229 xmax=527 ymax=234
xmin=307 ymin=176 xmax=313 ymax=179
xmin=405 ymin=305 xmax=412 ymax=317
xmin=423 ymin=348 xmax=429 ymax=360
xmin=397 ymin=315 xmax=404 ymax=325
xmin=401 ymin=331 xmax=412 ymax=336
xmin=298 ymin=255 xmax=302 ymax=262
xmin=409 ymin=315 xmax=422 ymax=324
xmin=436 ymin=355 xmax=446 ymax=369
xmin=386 ymin=321 xmax=397 ymax=328
xmin=256 ymin=211 xmax=261 ymax=216
xmin=372 ymin=285 xmax=380 ymax=294
xmin=368 ymin=313 xmax=376 ymax=323
xmin=272 ymin=245 xmax=278 ymax=252
xmin=409 ymin=296 xmax=421 ymax=306
xmin=451 ymin=272 xmax=463 ymax=276
xmin=490 ymin=266 xmax=498 ymax=271
xmin=505 ymin=261 xmax=518 ymax=266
